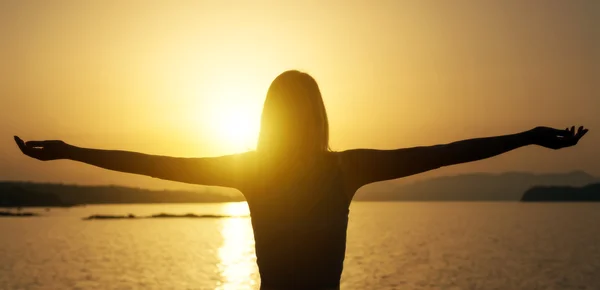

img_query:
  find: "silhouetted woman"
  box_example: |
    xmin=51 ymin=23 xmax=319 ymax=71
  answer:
xmin=15 ymin=70 xmax=588 ymax=290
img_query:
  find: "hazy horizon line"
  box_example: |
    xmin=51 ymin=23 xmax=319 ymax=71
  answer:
xmin=2 ymin=169 xmax=596 ymax=191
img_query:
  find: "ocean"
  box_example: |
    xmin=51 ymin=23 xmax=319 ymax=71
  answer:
xmin=1 ymin=202 xmax=599 ymax=290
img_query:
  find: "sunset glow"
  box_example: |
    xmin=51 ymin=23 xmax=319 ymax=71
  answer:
xmin=1 ymin=0 xmax=597 ymax=191
xmin=208 ymin=102 xmax=260 ymax=153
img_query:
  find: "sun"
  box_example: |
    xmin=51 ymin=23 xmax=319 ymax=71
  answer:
xmin=209 ymin=103 xmax=260 ymax=152
xmin=216 ymin=106 xmax=258 ymax=144
xmin=196 ymin=73 xmax=265 ymax=153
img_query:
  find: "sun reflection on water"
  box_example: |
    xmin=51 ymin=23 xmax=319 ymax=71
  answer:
xmin=216 ymin=202 xmax=259 ymax=290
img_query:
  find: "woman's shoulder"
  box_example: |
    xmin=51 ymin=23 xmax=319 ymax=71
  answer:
xmin=327 ymin=149 xmax=368 ymax=164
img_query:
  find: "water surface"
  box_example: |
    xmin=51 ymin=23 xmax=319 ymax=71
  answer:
xmin=1 ymin=202 xmax=599 ymax=290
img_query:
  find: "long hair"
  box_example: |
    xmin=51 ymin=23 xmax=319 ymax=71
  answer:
xmin=257 ymin=70 xmax=330 ymax=157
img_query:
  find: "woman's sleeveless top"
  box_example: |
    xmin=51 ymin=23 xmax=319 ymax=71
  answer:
xmin=240 ymin=153 xmax=350 ymax=289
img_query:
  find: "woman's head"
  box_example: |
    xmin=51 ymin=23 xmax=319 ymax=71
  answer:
xmin=257 ymin=70 xmax=330 ymax=155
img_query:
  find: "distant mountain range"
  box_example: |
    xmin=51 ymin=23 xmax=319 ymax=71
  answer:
xmin=0 ymin=182 xmax=244 ymax=207
xmin=1 ymin=171 xmax=598 ymax=207
xmin=354 ymin=171 xmax=599 ymax=201
xmin=522 ymin=183 xmax=600 ymax=202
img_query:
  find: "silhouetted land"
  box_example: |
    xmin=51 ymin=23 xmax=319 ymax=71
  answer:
xmin=521 ymin=183 xmax=600 ymax=202
xmin=0 ymin=211 xmax=39 ymax=217
xmin=355 ymin=171 xmax=598 ymax=201
xmin=2 ymin=171 xmax=598 ymax=206
xmin=0 ymin=185 xmax=73 ymax=207
xmin=83 ymin=213 xmax=250 ymax=220
xmin=0 ymin=182 xmax=244 ymax=207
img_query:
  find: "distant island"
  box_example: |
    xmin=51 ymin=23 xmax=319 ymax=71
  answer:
xmin=2 ymin=171 xmax=598 ymax=206
xmin=0 ymin=185 xmax=77 ymax=207
xmin=522 ymin=183 xmax=600 ymax=202
xmin=83 ymin=213 xmax=250 ymax=220
xmin=0 ymin=211 xmax=39 ymax=217
xmin=354 ymin=171 xmax=598 ymax=201
xmin=0 ymin=182 xmax=244 ymax=208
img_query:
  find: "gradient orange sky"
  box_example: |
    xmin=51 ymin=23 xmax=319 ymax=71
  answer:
xmin=1 ymin=0 xmax=598 ymax=191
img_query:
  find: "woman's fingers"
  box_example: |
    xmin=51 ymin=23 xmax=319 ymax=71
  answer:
xmin=559 ymin=126 xmax=587 ymax=138
xmin=14 ymin=136 xmax=24 ymax=145
xmin=548 ymin=126 xmax=587 ymax=148
xmin=14 ymin=136 xmax=44 ymax=159
xmin=14 ymin=137 xmax=36 ymax=158
xmin=576 ymin=128 xmax=589 ymax=139
xmin=14 ymin=136 xmax=29 ymax=153
xmin=564 ymin=126 xmax=588 ymax=146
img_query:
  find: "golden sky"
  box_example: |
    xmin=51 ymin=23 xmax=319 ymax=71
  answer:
xmin=1 ymin=0 xmax=598 ymax=191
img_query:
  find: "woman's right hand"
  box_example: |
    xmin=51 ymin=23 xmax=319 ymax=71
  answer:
xmin=14 ymin=136 xmax=72 ymax=161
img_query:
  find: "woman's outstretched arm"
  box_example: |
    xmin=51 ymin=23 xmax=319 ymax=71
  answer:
xmin=339 ymin=126 xmax=589 ymax=195
xmin=13 ymin=136 xmax=250 ymax=188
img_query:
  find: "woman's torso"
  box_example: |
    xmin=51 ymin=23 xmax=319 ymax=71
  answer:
xmin=239 ymin=152 xmax=351 ymax=289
